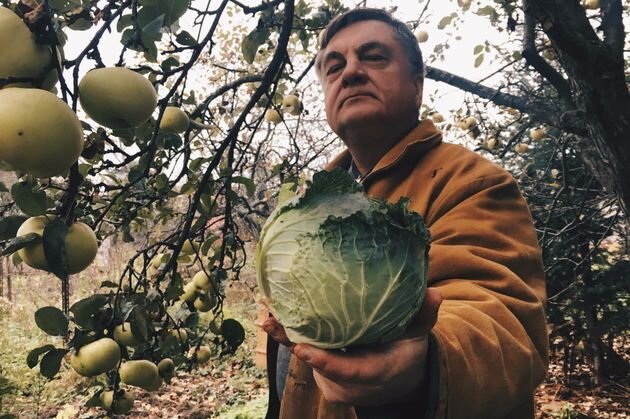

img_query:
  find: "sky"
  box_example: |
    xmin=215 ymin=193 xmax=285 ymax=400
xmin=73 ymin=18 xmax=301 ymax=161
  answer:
xmin=62 ymin=0 xmax=511 ymax=119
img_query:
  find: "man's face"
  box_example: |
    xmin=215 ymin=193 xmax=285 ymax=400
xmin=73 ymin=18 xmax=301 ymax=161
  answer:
xmin=318 ymin=20 xmax=423 ymax=138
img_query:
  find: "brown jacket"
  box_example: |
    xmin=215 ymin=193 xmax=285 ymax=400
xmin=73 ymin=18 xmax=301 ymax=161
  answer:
xmin=266 ymin=120 xmax=548 ymax=419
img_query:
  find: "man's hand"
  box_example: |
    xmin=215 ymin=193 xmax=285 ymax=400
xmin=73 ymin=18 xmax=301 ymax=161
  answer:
xmin=262 ymin=288 xmax=442 ymax=406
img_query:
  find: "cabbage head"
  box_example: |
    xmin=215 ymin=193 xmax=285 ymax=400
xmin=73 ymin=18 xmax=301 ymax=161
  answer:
xmin=256 ymin=168 xmax=430 ymax=349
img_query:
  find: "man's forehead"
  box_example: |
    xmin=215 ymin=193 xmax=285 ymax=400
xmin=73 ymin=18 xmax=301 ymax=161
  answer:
xmin=324 ymin=20 xmax=397 ymax=52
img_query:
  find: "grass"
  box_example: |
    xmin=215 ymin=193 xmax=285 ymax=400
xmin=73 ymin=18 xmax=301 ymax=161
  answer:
xmin=0 ymin=251 xmax=269 ymax=418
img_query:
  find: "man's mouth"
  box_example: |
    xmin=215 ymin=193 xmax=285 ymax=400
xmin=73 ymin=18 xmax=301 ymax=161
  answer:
xmin=339 ymin=93 xmax=374 ymax=108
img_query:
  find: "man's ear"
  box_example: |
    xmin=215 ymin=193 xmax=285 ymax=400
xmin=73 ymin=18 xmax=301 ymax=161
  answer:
xmin=414 ymin=77 xmax=424 ymax=108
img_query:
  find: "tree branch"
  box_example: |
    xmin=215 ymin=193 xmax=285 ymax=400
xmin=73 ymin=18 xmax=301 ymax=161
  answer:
xmin=600 ymin=0 xmax=625 ymax=60
xmin=425 ymin=65 xmax=556 ymax=124
xmin=521 ymin=8 xmax=573 ymax=105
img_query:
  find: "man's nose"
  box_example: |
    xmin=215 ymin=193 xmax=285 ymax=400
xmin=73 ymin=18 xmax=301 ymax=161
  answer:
xmin=341 ymin=58 xmax=367 ymax=88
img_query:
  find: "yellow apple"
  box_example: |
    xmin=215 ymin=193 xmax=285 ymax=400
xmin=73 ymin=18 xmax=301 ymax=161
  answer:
xmin=160 ymin=106 xmax=189 ymax=133
xmin=486 ymin=137 xmax=498 ymax=150
xmin=193 ymin=292 xmax=217 ymax=312
xmin=514 ymin=143 xmax=529 ymax=154
xmin=430 ymin=112 xmax=444 ymax=123
xmin=415 ymin=30 xmax=429 ymax=43
xmin=0 ymin=88 xmax=83 ymax=178
xmin=17 ymin=216 xmax=99 ymax=274
xmin=181 ymin=282 xmax=199 ymax=302
xmin=157 ymin=358 xmax=175 ymax=381
xmin=120 ymin=360 xmax=161 ymax=391
xmin=281 ymin=95 xmax=302 ymax=116
xmin=463 ymin=116 xmax=478 ymax=130
xmin=100 ymin=390 xmax=134 ymax=414
xmin=79 ymin=67 xmax=157 ymax=129
xmin=192 ymin=270 xmax=218 ymax=292
xmin=264 ymin=109 xmax=282 ymax=124
xmin=551 ymin=169 xmax=560 ymax=179
xmin=169 ymin=328 xmax=188 ymax=343
xmin=181 ymin=239 xmax=198 ymax=255
xmin=113 ymin=322 xmax=142 ymax=347
xmin=530 ymin=127 xmax=546 ymax=141
xmin=0 ymin=6 xmax=57 ymax=90
xmin=70 ymin=338 xmax=121 ymax=377
xmin=584 ymin=0 xmax=599 ymax=9
xmin=195 ymin=346 xmax=211 ymax=364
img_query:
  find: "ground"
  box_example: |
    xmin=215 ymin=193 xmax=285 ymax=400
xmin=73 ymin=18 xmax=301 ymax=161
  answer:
xmin=1 ymin=263 xmax=628 ymax=418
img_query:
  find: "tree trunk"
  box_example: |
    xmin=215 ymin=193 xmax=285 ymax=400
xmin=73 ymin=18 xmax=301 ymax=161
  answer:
xmin=6 ymin=260 xmax=11 ymax=302
xmin=524 ymin=0 xmax=630 ymax=221
xmin=579 ymin=242 xmax=606 ymax=386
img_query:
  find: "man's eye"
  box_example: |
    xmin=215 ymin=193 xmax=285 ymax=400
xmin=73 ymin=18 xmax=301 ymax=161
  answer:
xmin=327 ymin=64 xmax=343 ymax=75
xmin=364 ymin=55 xmax=386 ymax=62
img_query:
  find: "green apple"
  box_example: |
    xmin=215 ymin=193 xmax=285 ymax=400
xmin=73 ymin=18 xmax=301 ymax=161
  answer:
xmin=100 ymin=390 xmax=134 ymax=414
xmin=79 ymin=67 xmax=157 ymax=129
xmin=195 ymin=346 xmax=211 ymax=364
xmin=113 ymin=322 xmax=142 ymax=347
xmin=264 ymin=109 xmax=282 ymax=124
xmin=281 ymin=95 xmax=302 ymax=116
xmin=17 ymin=216 xmax=98 ymax=274
xmin=160 ymin=106 xmax=189 ymax=133
xmin=0 ymin=88 xmax=83 ymax=178
xmin=415 ymin=30 xmax=429 ymax=43
xmin=70 ymin=338 xmax=121 ymax=377
xmin=193 ymin=292 xmax=216 ymax=312
xmin=0 ymin=6 xmax=57 ymax=90
xmin=514 ymin=143 xmax=529 ymax=154
xmin=120 ymin=360 xmax=161 ymax=391
xmin=529 ymin=128 xmax=546 ymax=141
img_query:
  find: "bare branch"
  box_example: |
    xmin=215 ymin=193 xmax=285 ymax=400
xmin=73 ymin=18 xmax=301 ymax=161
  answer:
xmin=521 ymin=7 xmax=573 ymax=105
xmin=425 ymin=65 xmax=556 ymax=124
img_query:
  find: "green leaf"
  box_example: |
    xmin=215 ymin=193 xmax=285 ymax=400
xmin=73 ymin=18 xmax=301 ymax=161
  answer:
xmin=221 ymin=318 xmax=245 ymax=349
xmin=42 ymin=219 xmax=69 ymax=279
xmin=26 ymin=344 xmax=55 ymax=368
xmin=130 ymin=308 xmax=151 ymax=342
xmin=156 ymin=0 xmax=189 ymax=26
xmin=163 ymin=273 xmax=184 ymax=302
xmin=231 ymin=176 xmax=255 ymax=198
xmin=1 ymin=233 xmax=39 ymax=257
xmin=241 ymin=27 xmax=271 ymax=64
xmin=143 ymin=13 xmax=164 ymax=37
xmin=117 ymin=14 xmax=134 ymax=31
xmin=473 ymin=44 xmax=484 ymax=55
xmin=474 ymin=53 xmax=485 ymax=68
xmin=0 ymin=181 xmax=7 ymax=192
xmin=100 ymin=280 xmax=119 ymax=288
xmin=0 ymin=215 xmax=27 ymax=241
xmin=11 ymin=182 xmax=47 ymax=216
xmin=35 ymin=307 xmax=68 ymax=336
xmin=437 ymin=13 xmax=456 ymax=30
xmin=40 ymin=348 xmax=68 ymax=379
xmin=0 ymin=414 xmax=18 ymax=419
xmin=161 ymin=56 xmax=180 ymax=72
xmin=70 ymin=295 xmax=108 ymax=329
xmin=175 ymin=30 xmax=197 ymax=46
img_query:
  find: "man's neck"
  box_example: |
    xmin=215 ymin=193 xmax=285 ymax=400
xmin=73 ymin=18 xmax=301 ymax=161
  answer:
xmin=341 ymin=119 xmax=419 ymax=176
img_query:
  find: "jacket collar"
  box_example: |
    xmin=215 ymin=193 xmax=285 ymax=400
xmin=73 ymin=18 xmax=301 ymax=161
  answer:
xmin=325 ymin=119 xmax=443 ymax=184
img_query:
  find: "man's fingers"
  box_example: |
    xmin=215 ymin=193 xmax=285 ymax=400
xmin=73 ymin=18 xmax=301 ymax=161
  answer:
xmin=405 ymin=287 xmax=442 ymax=337
xmin=293 ymin=344 xmax=374 ymax=383
xmin=262 ymin=317 xmax=293 ymax=347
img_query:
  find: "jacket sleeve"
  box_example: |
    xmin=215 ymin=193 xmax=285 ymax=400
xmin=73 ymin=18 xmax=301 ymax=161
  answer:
xmin=424 ymin=171 xmax=549 ymax=419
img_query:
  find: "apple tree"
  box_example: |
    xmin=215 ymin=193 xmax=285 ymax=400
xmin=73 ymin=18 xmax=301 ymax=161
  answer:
xmin=0 ymin=0 xmax=345 ymax=413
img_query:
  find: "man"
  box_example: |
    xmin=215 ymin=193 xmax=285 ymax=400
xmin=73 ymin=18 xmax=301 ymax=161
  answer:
xmin=263 ymin=8 xmax=548 ymax=419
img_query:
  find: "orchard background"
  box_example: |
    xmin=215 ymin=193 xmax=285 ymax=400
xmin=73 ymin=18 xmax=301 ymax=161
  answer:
xmin=0 ymin=0 xmax=628 ymax=417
